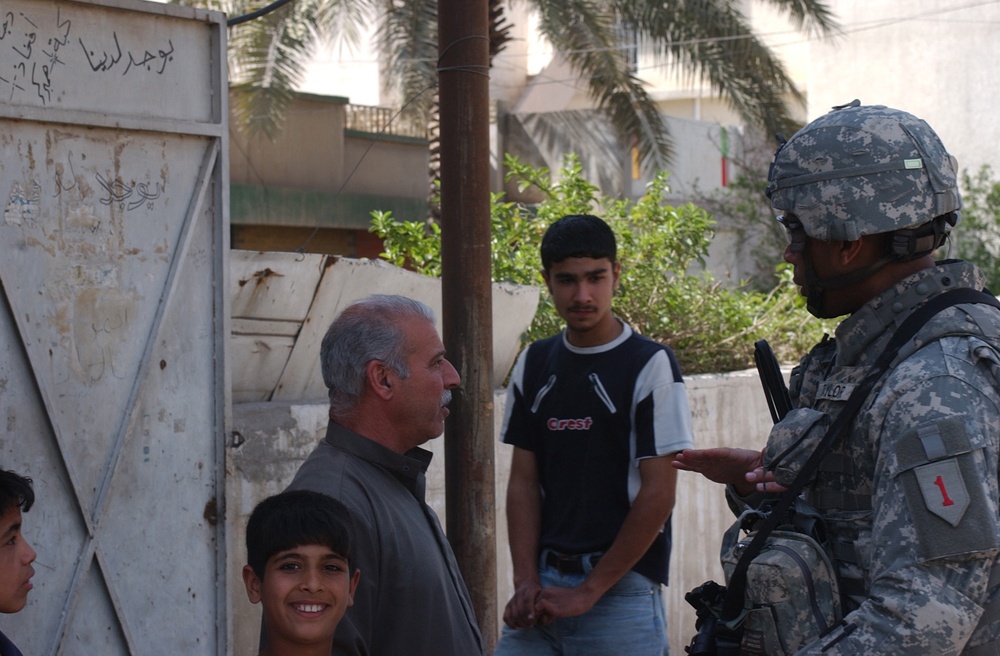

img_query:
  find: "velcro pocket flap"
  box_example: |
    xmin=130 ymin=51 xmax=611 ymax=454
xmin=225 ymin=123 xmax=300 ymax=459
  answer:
xmin=764 ymin=407 xmax=829 ymax=488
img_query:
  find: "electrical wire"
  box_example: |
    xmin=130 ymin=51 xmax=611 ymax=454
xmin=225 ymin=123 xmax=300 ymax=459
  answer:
xmin=227 ymin=0 xmax=295 ymax=27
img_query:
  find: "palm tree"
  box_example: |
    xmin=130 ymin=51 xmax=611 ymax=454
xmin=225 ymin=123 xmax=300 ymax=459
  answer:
xmin=193 ymin=0 xmax=837 ymax=172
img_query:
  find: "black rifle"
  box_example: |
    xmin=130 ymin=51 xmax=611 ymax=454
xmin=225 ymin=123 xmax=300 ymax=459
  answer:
xmin=753 ymin=339 xmax=791 ymax=424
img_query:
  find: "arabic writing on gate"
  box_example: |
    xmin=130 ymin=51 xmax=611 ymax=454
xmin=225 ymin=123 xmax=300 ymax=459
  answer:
xmin=0 ymin=5 xmax=177 ymax=104
xmin=95 ymin=171 xmax=162 ymax=212
xmin=79 ymin=33 xmax=175 ymax=76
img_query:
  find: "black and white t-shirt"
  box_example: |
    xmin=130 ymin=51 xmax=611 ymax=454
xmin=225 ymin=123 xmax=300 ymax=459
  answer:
xmin=501 ymin=321 xmax=695 ymax=585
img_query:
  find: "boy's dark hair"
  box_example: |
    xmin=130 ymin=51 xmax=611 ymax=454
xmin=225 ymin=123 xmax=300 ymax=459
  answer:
xmin=246 ymin=490 xmax=354 ymax=578
xmin=0 ymin=470 xmax=34 ymax=515
xmin=540 ymin=214 xmax=617 ymax=271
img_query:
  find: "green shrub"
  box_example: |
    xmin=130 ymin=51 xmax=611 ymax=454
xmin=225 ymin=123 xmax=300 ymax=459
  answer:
xmin=370 ymin=153 xmax=829 ymax=375
xmin=956 ymin=165 xmax=1000 ymax=291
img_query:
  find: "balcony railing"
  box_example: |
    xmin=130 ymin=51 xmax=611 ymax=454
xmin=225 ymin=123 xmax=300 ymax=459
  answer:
xmin=345 ymin=104 xmax=429 ymax=140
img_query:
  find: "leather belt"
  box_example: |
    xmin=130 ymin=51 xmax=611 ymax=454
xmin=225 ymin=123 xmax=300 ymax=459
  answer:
xmin=544 ymin=551 xmax=602 ymax=575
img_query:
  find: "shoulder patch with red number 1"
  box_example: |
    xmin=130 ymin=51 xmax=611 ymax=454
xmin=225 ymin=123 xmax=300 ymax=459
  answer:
xmin=914 ymin=459 xmax=970 ymax=526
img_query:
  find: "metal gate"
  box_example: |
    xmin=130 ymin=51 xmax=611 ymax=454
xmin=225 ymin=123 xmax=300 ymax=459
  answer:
xmin=0 ymin=0 xmax=228 ymax=653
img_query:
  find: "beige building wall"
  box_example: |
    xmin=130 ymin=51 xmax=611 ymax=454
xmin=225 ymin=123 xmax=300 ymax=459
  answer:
xmin=230 ymin=94 xmax=347 ymax=190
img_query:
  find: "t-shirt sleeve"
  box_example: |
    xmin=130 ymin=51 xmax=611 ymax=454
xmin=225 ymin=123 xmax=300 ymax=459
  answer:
xmin=632 ymin=348 xmax=695 ymax=458
xmin=499 ymin=347 xmax=535 ymax=450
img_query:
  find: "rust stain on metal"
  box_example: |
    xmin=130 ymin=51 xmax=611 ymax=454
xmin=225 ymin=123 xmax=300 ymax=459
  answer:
xmin=255 ymin=267 xmax=284 ymax=283
xmin=238 ymin=267 xmax=285 ymax=288
xmin=203 ymin=498 xmax=218 ymax=526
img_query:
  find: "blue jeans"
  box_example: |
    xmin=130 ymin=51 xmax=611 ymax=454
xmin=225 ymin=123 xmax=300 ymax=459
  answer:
xmin=494 ymin=552 xmax=669 ymax=656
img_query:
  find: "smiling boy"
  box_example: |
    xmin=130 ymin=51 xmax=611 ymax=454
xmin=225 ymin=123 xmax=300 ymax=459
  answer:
xmin=243 ymin=490 xmax=361 ymax=656
xmin=0 ymin=469 xmax=37 ymax=656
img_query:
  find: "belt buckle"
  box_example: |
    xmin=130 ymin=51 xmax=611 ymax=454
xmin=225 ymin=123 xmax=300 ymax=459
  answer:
xmin=557 ymin=554 xmax=581 ymax=573
xmin=547 ymin=551 xmax=586 ymax=574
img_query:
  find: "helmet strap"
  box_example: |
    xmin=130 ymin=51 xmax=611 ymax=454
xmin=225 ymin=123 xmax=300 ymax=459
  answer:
xmin=887 ymin=213 xmax=957 ymax=261
xmin=802 ymin=250 xmax=895 ymax=319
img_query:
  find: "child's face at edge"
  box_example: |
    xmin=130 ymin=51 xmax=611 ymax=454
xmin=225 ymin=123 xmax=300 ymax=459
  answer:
xmin=0 ymin=504 xmax=36 ymax=614
xmin=243 ymin=544 xmax=360 ymax=655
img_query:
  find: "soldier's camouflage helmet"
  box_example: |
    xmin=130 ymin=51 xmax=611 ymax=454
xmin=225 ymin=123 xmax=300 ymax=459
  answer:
xmin=766 ymin=101 xmax=961 ymax=242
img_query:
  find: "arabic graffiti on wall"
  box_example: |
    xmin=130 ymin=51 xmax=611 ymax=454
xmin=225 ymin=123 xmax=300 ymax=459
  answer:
xmin=5 ymin=148 xmax=164 ymax=229
xmin=79 ymin=32 xmax=174 ymax=76
xmin=0 ymin=5 xmax=176 ymax=104
xmin=95 ymin=171 xmax=162 ymax=212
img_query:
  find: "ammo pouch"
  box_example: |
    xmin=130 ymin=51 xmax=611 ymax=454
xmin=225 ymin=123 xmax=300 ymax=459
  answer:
xmin=719 ymin=499 xmax=842 ymax=656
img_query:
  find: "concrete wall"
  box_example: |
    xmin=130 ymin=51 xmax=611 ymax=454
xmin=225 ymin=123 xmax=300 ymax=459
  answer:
xmin=227 ymin=369 xmax=773 ymax=656
xmin=341 ymin=133 xmax=429 ymax=199
xmin=228 ymin=93 xmax=430 ymax=232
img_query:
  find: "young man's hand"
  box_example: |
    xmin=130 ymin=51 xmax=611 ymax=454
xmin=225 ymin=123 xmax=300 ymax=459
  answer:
xmin=503 ymin=580 xmax=543 ymax=629
xmin=534 ymin=584 xmax=601 ymax=624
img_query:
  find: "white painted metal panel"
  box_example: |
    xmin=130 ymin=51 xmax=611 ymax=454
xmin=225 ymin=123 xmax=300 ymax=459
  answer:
xmin=269 ymin=257 xmax=540 ymax=402
xmin=0 ymin=0 xmax=219 ymax=124
xmin=230 ymin=252 xmax=541 ymax=404
xmin=230 ymin=250 xmax=325 ymax=322
xmin=231 ymin=333 xmax=295 ymax=403
xmin=0 ymin=0 xmax=228 ymax=653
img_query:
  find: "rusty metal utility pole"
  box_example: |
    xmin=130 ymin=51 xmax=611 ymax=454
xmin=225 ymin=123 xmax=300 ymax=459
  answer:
xmin=438 ymin=0 xmax=497 ymax=650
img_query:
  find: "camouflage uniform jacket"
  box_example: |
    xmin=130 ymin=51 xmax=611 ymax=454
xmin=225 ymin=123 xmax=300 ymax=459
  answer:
xmin=732 ymin=260 xmax=1000 ymax=655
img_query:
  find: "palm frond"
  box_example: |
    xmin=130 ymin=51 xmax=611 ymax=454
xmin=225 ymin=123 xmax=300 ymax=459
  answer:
xmin=759 ymin=0 xmax=841 ymax=37
xmin=226 ymin=4 xmax=315 ymax=136
xmin=376 ymin=0 xmax=438 ymax=126
xmin=617 ymin=0 xmax=836 ymax=139
xmin=534 ymin=0 xmax=674 ymax=170
xmin=173 ymin=0 xmax=380 ymax=137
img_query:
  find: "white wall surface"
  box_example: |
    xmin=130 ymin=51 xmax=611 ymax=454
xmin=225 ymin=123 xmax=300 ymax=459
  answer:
xmin=806 ymin=1 xmax=999 ymax=176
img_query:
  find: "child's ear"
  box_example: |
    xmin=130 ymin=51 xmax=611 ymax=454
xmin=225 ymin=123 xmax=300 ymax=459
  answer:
xmin=242 ymin=565 xmax=263 ymax=604
xmin=347 ymin=569 xmax=361 ymax=606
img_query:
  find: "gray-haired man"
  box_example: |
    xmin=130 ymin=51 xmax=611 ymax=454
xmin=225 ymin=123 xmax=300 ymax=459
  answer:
xmin=285 ymin=294 xmax=484 ymax=656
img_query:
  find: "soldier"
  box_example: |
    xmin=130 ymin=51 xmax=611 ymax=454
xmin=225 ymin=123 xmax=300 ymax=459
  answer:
xmin=674 ymin=101 xmax=1000 ymax=654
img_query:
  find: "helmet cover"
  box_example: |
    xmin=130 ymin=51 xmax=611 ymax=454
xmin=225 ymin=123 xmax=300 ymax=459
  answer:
xmin=766 ymin=101 xmax=961 ymax=241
